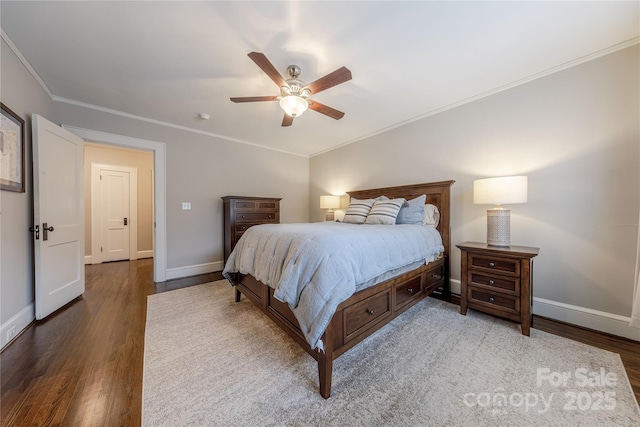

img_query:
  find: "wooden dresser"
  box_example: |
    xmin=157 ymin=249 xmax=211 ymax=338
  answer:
xmin=222 ymin=196 xmax=281 ymax=262
xmin=457 ymin=241 xmax=539 ymax=336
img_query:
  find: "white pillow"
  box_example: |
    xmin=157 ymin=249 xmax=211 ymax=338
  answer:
xmin=343 ymin=198 xmax=375 ymax=224
xmin=423 ymin=204 xmax=440 ymax=227
xmin=365 ymin=198 xmax=405 ymax=225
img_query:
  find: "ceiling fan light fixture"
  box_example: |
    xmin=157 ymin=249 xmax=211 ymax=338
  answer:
xmin=279 ymin=95 xmax=309 ymax=117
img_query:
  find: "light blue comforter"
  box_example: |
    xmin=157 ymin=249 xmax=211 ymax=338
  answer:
xmin=222 ymin=222 xmax=444 ymax=350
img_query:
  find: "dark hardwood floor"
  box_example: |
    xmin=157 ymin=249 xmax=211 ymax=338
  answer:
xmin=1 ymin=259 xmax=638 ymax=425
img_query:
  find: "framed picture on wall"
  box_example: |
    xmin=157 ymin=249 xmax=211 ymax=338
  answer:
xmin=0 ymin=102 xmax=25 ymax=193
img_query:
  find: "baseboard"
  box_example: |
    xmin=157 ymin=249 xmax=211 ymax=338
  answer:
xmin=84 ymin=255 xmax=92 ymax=265
xmin=450 ymin=278 xmax=461 ymax=295
xmin=137 ymin=250 xmax=154 ymax=259
xmin=533 ymin=297 xmax=639 ymax=342
xmin=1 ymin=304 xmax=35 ymax=351
xmin=165 ymin=261 xmax=224 ymax=281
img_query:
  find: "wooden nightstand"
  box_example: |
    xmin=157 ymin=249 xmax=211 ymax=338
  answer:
xmin=457 ymin=241 xmax=539 ymax=336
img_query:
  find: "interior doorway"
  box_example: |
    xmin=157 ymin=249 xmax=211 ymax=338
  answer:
xmin=65 ymin=126 xmax=167 ymax=283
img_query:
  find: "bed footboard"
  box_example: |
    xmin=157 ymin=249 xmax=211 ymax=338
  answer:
xmin=234 ymin=256 xmax=446 ymax=398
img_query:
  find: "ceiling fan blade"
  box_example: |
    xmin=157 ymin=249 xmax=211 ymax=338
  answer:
xmin=306 ymin=66 xmax=352 ymax=94
xmin=248 ymin=52 xmax=288 ymax=88
xmin=282 ymin=114 xmax=294 ymax=127
xmin=230 ymin=96 xmax=278 ymax=103
xmin=308 ymin=101 xmax=345 ymax=120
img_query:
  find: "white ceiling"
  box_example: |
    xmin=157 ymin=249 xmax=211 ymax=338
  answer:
xmin=1 ymin=1 xmax=638 ymax=157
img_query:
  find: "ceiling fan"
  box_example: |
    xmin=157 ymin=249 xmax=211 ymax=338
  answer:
xmin=230 ymin=52 xmax=352 ymax=127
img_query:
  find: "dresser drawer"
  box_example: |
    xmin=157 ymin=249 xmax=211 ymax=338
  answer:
xmin=235 ymin=212 xmax=277 ymax=222
xmin=469 ymin=254 xmax=519 ymax=277
xmin=258 ymin=201 xmax=278 ymax=210
xmin=468 ymin=287 xmax=520 ymax=315
xmin=470 ymin=273 xmax=520 ymax=296
xmin=233 ymin=201 xmax=257 ymax=210
xmin=344 ymin=290 xmax=391 ymax=340
xmin=234 ymin=223 xmax=260 ymax=234
xmin=395 ymin=276 xmax=423 ymax=309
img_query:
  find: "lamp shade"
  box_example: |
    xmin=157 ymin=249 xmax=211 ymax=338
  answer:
xmin=279 ymin=95 xmax=309 ymax=117
xmin=320 ymin=195 xmax=341 ymax=209
xmin=473 ymin=176 xmax=528 ymax=206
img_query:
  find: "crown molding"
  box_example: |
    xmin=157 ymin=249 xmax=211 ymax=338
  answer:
xmin=1 ymin=28 xmax=54 ymax=99
xmin=2 ymin=27 xmax=307 ymax=159
xmin=52 ymin=96 xmax=308 ymax=158
xmin=310 ymin=37 xmax=640 ymax=157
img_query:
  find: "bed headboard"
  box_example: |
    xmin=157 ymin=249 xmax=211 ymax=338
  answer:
xmin=347 ymin=180 xmax=455 ymax=259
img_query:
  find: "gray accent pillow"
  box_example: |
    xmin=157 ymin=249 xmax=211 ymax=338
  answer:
xmin=365 ymin=198 xmax=405 ymax=225
xmin=343 ymin=198 xmax=375 ymax=224
xmin=396 ymin=195 xmax=426 ymax=224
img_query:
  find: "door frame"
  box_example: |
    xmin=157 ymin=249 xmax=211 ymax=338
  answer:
xmin=90 ymin=163 xmax=138 ymax=264
xmin=64 ymin=125 xmax=167 ymax=282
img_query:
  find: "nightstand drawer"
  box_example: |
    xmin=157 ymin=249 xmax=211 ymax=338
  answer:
xmin=235 ymin=212 xmax=277 ymax=222
xmin=470 ymin=273 xmax=520 ymax=296
xmin=468 ymin=287 xmax=520 ymax=315
xmin=469 ymin=254 xmax=519 ymax=277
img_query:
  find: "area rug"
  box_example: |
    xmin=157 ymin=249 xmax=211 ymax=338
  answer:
xmin=143 ymin=281 xmax=640 ymax=426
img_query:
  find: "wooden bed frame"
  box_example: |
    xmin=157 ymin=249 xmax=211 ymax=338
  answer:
xmin=230 ymin=180 xmax=454 ymax=398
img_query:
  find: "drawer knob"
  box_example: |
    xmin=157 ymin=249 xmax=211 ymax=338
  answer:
xmin=488 ymin=262 xmax=495 ymax=267
xmin=268 ymin=215 xmax=272 ymax=218
xmin=407 ymin=288 xmax=414 ymax=294
xmin=366 ymin=309 xmax=374 ymax=315
xmin=431 ymin=274 xmax=439 ymax=278
xmin=489 ymin=279 xmax=495 ymax=285
xmin=242 ymin=215 xmax=246 ymax=218
xmin=489 ymin=297 xmax=495 ymax=302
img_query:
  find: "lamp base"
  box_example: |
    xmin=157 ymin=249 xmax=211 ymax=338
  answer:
xmin=487 ymin=208 xmax=510 ymax=247
xmin=324 ymin=210 xmax=335 ymax=222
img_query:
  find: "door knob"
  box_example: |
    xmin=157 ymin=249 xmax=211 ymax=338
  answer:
xmin=124 ymin=217 xmax=128 ymax=226
xmin=43 ymin=222 xmax=55 ymax=241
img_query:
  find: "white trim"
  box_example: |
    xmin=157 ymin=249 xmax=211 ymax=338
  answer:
xmin=64 ymin=126 xmax=167 ymax=282
xmin=1 ymin=304 xmax=34 ymax=351
xmin=310 ymin=37 xmax=640 ymax=157
xmin=52 ymin=95 xmax=307 ymax=159
xmin=137 ymin=250 xmax=154 ymax=259
xmin=450 ymin=278 xmax=461 ymax=295
xmin=0 ymin=29 xmax=54 ymax=99
xmin=90 ymin=163 xmax=139 ymax=264
xmin=165 ymin=261 xmax=224 ymax=281
xmin=84 ymin=255 xmax=92 ymax=265
xmin=533 ymin=297 xmax=640 ymax=342
xmin=4 ymin=24 xmax=636 ymax=160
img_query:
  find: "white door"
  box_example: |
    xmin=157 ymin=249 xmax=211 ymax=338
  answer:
xmin=101 ymin=169 xmax=130 ymax=262
xmin=33 ymin=115 xmax=84 ymax=320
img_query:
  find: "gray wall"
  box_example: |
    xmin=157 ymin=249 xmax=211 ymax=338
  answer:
xmin=1 ymin=37 xmax=309 ymax=347
xmin=53 ymin=103 xmax=310 ymax=269
xmin=2 ymin=33 xmax=637 ymax=346
xmin=0 ymin=39 xmax=54 ymax=338
xmin=310 ymin=46 xmax=639 ymax=338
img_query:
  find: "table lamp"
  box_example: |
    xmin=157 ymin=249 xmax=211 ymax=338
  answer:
xmin=473 ymin=176 xmax=527 ymax=247
xmin=320 ymin=195 xmax=341 ymax=221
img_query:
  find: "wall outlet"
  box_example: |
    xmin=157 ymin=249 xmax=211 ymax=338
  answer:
xmin=181 ymin=202 xmax=191 ymax=210
xmin=6 ymin=325 xmax=16 ymax=342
